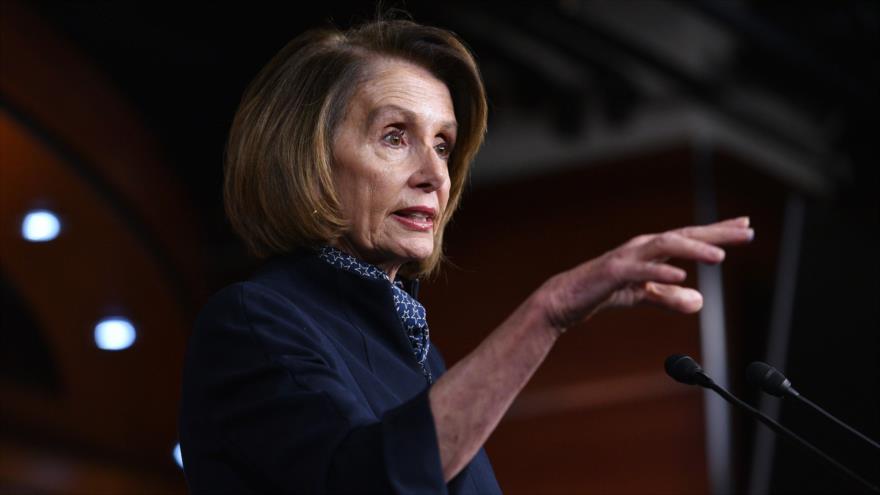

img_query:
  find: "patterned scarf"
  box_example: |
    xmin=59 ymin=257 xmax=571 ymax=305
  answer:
xmin=318 ymin=246 xmax=433 ymax=383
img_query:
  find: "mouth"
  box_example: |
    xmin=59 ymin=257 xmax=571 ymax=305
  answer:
xmin=391 ymin=206 xmax=436 ymax=232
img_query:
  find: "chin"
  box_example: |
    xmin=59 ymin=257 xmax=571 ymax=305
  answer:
xmin=396 ymin=239 xmax=434 ymax=264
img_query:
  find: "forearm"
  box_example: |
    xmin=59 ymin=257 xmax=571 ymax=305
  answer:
xmin=426 ymin=218 xmax=752 ymax=482
xmin=428 ymin=288 xmax=560 ymax=481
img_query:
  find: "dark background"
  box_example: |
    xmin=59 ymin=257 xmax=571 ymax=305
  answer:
xmin=2 ymin=1 xmax=877 ymax=493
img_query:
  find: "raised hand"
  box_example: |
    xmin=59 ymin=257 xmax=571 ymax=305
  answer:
xmin=539 ymin=217 xmax=754 ymax=332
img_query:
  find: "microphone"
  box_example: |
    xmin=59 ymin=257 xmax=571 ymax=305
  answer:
xmin=665 ymin=353 xmax=713 ymax=387
xmin=747 ymin=361 xmax=880 ymax=451
xmin=664 ymin=354 xmax=879 ymax=493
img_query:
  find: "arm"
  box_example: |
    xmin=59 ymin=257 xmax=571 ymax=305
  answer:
xmin=429 ymin=217 xmax=754 ymax=481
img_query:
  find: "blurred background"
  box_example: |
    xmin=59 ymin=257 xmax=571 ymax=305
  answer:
xmin=1 ymin=0 xmax=877 ymax=493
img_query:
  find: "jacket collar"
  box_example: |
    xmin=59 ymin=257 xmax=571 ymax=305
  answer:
xmin=251 ymin=247 xmax=420 ymax=353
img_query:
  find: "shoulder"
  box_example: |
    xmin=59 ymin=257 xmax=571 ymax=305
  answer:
xmin=197 ymin=280 xmax=302 ymax=326
xmin=191 ymin=278 xmax=340 ymax=363
xmin=195 ymin=280 xmax=286 ymax=326
xmin=197 ymin=250 xmax=338 ymax=335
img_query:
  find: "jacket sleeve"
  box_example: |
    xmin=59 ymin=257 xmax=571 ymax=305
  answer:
xmin=180 ymin=282 xmax=447 ymax=494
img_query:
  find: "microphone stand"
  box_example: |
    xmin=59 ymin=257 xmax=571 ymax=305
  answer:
xmin=700 ymin=373 xmax=879 ymax=493
xmin=790 ymin=393 xmax=880 ymax=451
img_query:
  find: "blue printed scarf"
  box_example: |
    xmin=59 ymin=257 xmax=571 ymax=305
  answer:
xmin=318 ymin=246 xmax=432 ymax=383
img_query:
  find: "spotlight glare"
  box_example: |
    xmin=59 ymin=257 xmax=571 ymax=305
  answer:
xmin=94 ymin=318 xmax=136 ymax=351
xmin=173 ymin=443 xmax=184 ymax=469
xmin=22 ymin=210 xmax=61 ymax=242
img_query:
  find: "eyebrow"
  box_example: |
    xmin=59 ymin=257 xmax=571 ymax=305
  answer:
xmin=365 ymin=104 xmax=458 ymax=134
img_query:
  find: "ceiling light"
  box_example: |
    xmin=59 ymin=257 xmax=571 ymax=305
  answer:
xmin=22 ymin=210 xmax=61 ymax=242
xmin=93 ymin=318 xmax=136 ymax=351
xmin=173 ymin=443 xmax=184 ymax=469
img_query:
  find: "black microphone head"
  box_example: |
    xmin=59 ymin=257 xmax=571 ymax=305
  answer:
xmin=746 ymin=361 xmax=795 ymax=397
xmin=665 ymin=354 xmax=710 ymax=386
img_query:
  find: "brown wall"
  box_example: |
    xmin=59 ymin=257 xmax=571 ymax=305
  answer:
xmin=0 ymin=2 xmax=789 ymax=490
xmin=421 ymin=148 xmax=786 ymax=493
xmin=1 ymin=2 xmax=196 ymax=492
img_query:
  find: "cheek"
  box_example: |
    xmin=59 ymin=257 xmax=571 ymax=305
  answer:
xmin=440 ymin=180 xmax=452 ymax=208
xmin=334 ymin=151 xmax=379 ymax=214
xmin=367 ymin=166 xmax=407 ymax=205
xmin=341 ymin=164 xmax=399 ymax=231
xmin=335 ymin=171 xmax=362 ymax=215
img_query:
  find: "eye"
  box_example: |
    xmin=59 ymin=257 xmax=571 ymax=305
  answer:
xmin=434 ymin=142 xmax=451 ymax=159
xmin=382 ymin=129 xmax=405 ymax=147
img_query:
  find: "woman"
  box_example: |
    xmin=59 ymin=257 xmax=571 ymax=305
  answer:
xmin=179 ymin=19 xmax=754 ymax=494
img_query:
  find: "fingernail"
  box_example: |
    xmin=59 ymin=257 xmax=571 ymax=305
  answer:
xmin=746 ymin=228 xmax=755 ymax=241
xmin=740 ymin=216 xmax=750 ymax=227
xmin=712 ymin=247 xmax=725 ymax=261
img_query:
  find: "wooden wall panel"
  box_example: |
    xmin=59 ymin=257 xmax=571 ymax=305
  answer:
xmin=422 ymin=147 xmax=786 ymax=492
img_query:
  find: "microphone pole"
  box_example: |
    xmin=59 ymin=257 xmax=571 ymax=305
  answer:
xmin=665 ymin=355 xmax=879 ymax=493
xmin=747 ymin=361 xmax=880 ymax=451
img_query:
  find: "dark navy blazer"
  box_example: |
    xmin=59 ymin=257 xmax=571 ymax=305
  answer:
xmin=179 ymin=249 xmax=502 ymax=494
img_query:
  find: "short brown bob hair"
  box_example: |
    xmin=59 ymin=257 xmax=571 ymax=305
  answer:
xmin=224 ymin=19 xmax=488 ymax=278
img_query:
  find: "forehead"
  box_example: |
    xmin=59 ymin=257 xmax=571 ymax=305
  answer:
xmin=351 ymin=59 xmax=456 ymax=126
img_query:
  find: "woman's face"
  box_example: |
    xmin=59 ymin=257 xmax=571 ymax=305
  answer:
xmin=332 ymin=59 xmax=457 ymax=278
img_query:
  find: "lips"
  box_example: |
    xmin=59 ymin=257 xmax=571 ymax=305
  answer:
xmin=391 ymin=206 xmax=436 ymax=232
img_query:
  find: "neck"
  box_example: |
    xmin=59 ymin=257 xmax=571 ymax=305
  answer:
xmin=329 ymin=239 xmax=402 ymax=281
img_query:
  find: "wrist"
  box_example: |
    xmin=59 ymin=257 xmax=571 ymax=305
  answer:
xmin=530 ymin=283 xmax=569 ymax=338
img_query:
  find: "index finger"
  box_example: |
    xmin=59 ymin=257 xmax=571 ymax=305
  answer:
xmin=675 ymin=218 xmax=754 ymax=246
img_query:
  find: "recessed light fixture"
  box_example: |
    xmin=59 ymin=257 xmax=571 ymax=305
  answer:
xmin=22 ymin=210 xmax=61 ymax=242
xmin=173 ymin=443 xmax=184 ymax=469
xmin=93 ymin=318 xmax=136 ymax=351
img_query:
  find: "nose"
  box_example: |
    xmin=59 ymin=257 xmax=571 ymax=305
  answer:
xmin=409 ymin=142 xmax=448 ymax=192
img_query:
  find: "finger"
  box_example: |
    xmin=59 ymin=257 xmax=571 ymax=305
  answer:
xmin=637 ymin=232 xmax=726 ymax=264
xmin=625 ymin=217 xmax=751 ymax=250
xmin=643 ymin=282 xmax=703 ymax=313
xmin=627 ymin=262 xmax=687 ymax=285
xmin=675 ymin=224 xmax=754 ymax=246
xmin=713 ymin=216 xmax=750 ymax=228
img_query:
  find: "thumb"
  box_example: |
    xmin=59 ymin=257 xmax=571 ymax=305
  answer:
xmin=644 ymin=282 xmax=703 ymax=313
